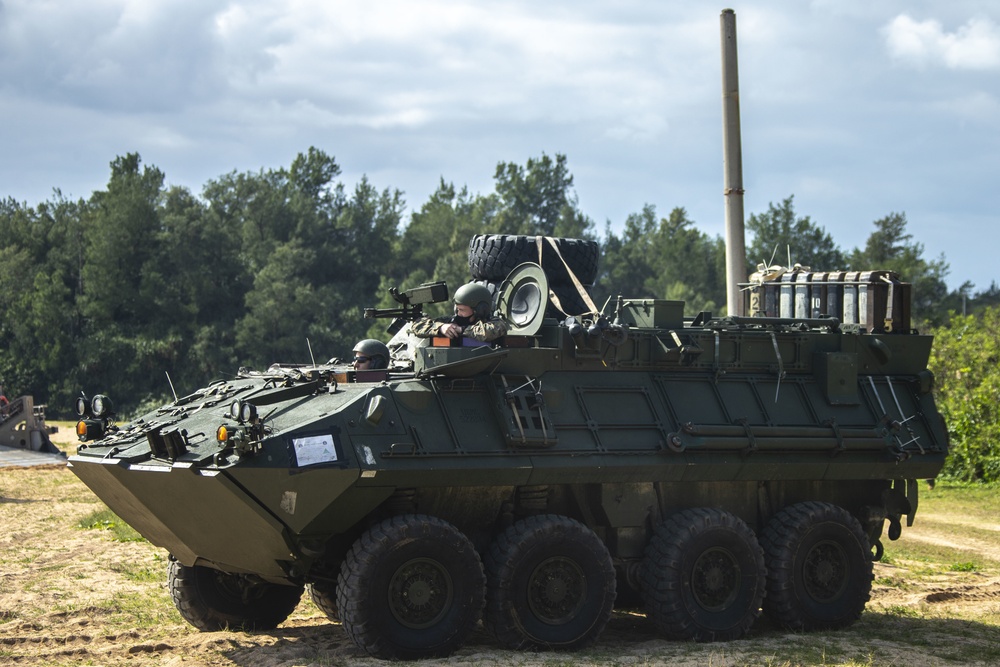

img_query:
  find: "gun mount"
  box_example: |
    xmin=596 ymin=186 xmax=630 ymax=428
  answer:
xmin=363 ymin=280 xmax=449 ymax=335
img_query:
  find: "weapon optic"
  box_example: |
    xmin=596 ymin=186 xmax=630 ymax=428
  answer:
xmin=364 ymin=281 xmax=449 ymax=334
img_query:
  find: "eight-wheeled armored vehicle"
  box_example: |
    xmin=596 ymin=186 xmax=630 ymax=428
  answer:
xmin=69 ymin=235 xmax=947 ymax=659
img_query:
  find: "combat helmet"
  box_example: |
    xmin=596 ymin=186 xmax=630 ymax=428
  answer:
xmin=453 ymin=282 xmax=493 ymax=320
xmin=352 ymin=339 xmax=390 ymax=369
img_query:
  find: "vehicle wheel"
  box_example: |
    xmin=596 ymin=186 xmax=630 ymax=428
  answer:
xmin=336 ymin=514 xmax=485 ymax=660
xmin=640 ymin=508 xmax=765 ymax=642
xmin=307 ymin=580 xmax=338 ymax=621
xmin=484 ymin=514 xmax=616 ymax=650
xmin=168 ymin=558 xmax=303 ymax=631
xmin=759 ymin=501 xmax=872 ymax=630
xmin=306 ymin=549 xmax=346 ymax=622
xmin=468 ymin=234 xmax=599 ymax=286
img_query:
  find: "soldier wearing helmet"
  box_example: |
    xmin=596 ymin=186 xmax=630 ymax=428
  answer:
xmin=352 ymin=338 xmax=390 ymax=370
xmin=411 ymin=282 xmax=508 ymax=342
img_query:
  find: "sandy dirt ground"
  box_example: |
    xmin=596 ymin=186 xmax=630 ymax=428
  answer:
xmin=2 ymin=429 xmax=999 ymax=666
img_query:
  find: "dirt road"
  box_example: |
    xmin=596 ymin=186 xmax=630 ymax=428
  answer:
xmin=2 ymin=432 xmax=998 ymax=666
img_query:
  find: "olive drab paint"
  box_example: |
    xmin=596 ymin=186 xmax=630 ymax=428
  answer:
xmin=69 ymin=246 xmax=947 ymax=658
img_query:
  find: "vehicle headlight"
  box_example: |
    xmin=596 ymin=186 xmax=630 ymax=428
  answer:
xmin=91 ymin=394 xmax=113 ymax=419
xmin=241 ymin=402 xmax=258 ymax=424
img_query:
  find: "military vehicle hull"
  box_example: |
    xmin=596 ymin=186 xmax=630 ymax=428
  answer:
xmin=69 ymin=284 xmax=947 ymax=658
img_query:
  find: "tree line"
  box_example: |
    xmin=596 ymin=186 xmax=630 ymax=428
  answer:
xmin=1 ymin=147 xmax=998 ymax=480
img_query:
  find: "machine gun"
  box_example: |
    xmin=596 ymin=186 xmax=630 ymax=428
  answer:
xmin=364 ymin=281 xmax=449 ymax=335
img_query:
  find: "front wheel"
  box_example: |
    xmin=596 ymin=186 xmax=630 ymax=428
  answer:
xmin=641 ymin=508 xmax=765 ymax=642
xmin=759 ymin=501 xmax=872 ymax=630
xmin=336 ymin=514 xmax=485 ymax=660
xmin=168 ymin=558 xmax=302 ymax=631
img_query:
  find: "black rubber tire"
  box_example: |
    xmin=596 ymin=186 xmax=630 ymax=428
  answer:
xmin=306 ymin=543 xmax=348 ymax=622
xmin=168 ymin=558 xmax=303 ymax=631
xmin=468 ymin=234 xmax=599 ymax=286
xmin=484 ymin=514 xmax=616 ymax=650
xmin=307 ymin=581 xmax=338 ymax=621
xmin=336 ymin=514 xmax=485 ymax=660
xmin=759 ymin=501 xmax=873 ymax=631
xmin=640 ymin=508 xmax=765 ymax=642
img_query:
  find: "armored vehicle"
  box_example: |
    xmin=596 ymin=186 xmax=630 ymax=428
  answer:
xmin=69 ymin=235 xmax=947 ymax=660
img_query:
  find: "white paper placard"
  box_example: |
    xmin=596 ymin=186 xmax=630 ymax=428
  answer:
xmin=292 ymin=434 xmax=338 ymax=466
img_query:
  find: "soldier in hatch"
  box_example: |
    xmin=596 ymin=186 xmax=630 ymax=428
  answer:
xmin=352 ymin=339 xmax=391 ymax=370
xmin=410 ymin=282 xmax=508 ymax=342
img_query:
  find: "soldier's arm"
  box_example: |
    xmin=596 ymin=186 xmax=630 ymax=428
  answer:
xmin=409 ymin=317 xmax=443 ymax=338
xmin=465 ymin=317 xmax=509 ymax=342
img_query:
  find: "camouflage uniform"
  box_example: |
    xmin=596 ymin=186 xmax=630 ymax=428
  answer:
xmin=410 ymin=316 xmax=508 ymax=342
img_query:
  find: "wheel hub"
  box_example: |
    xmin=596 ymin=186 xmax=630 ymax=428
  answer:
xmin=527 ymin=556 xmax=586 ymax=625
xmin=691 ymin=547 xmax=740 ymax=612
xmin=803 ymin=540 xmax=848 ymax=602
xmin=387 ymin=557 xmax=453 ymax=629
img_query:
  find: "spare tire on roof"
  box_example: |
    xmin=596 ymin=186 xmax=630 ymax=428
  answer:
xmin=468 ymin=235 xmax=599 ymax=286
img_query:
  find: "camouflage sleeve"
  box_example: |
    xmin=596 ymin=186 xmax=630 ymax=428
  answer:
xmin=409 ymin=317 xmax=444 ymax=338
xmin=465 ymin=317 xmax=509 ymax=342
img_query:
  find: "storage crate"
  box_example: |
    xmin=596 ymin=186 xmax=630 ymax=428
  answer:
xmin=739 ymin=269 xmax=910 ymax=332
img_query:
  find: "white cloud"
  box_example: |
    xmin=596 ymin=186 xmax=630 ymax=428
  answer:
xmin=883 ymin=14 xmax=1000 ymax=69
xmin=1 ymin=1 xmax=999 ymax=292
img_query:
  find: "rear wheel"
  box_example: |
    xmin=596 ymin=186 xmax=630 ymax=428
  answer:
xmin=641 ymin=508 xmax=765 ymax=641
xmin=484 ymin=514 xmax=615 ymax=650
xmin=336 ymin=514 xmax=485 ymax=660
xmin=168 ymin=558 xmax=302 ymax=631
xmin=759 ymin=501 xmax=872 ymax=630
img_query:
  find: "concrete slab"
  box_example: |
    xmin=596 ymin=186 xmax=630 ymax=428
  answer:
xmin=0 ymin=445 xmax=68 ymax=468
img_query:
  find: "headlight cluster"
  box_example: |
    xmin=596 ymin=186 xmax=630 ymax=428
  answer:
xmin=217 ymin=399 xmax=263 ymax=455
xmin=75 ymin=394 xmax=115 ymax=442
xmin=228 ymin=398 xmax=259 ymax=424
xmin=76 ymin=394 xmax=114 ymax=419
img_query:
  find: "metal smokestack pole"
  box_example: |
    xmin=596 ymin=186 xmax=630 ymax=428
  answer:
xmin=721 ymin=8 xmax=747 ymax=316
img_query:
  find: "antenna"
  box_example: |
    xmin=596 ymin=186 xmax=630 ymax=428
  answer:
xmin=307 ymin=338 xmax=317 ymax=367
xmin=766 ymin=244 xmax=779 ymax=269
xmin=165 ymin=372 xmax=178 ymax=402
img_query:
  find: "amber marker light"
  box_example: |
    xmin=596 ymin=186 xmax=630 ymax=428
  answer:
xmin=216 ymin=425 xmax=229 ymax=443
xmin=76 ymin=421 xmax=88 ymax=438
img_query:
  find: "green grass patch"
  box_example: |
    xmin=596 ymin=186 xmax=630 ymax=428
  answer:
xmin=882 ymin=604 xmax=923 ymax=618
xmin=110 ymin=553 xmax=165 ymax=583
xmin=950 ymin=561 xmax=979 ymax=572
xmin=921 ymin=480 xmax=1000 ymax=516
xmin=77 ymin=508 xmax=145 ymax=542
xmin=873 ymin=574 xmax=913 ymax=590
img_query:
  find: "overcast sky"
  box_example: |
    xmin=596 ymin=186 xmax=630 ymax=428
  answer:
xmin=2 ymin=1 xmax=997 ymax=292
